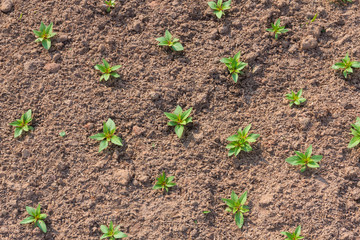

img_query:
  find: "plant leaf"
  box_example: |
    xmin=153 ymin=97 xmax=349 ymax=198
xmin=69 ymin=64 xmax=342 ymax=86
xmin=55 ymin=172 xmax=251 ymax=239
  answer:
xmin=111 ymin=135 xmax=123 ymax=146
xmin=37 ymin=220 xmax=47 ymax=233
xmin=99 ymin=140 xmax=108 ymax=152
xmin=175 ymin=125 xmax=184 ymax=138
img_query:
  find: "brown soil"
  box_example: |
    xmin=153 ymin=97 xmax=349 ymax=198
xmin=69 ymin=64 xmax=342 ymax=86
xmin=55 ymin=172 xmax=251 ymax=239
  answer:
xmin=1 ymin=0 xmax=360 ymax=239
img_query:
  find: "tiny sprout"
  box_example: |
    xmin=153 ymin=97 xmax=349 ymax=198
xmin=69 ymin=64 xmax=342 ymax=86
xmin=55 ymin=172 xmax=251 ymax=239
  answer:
xmin=164 ymin=106 xmax=192 ymax=138
xmin=100 ymin=221 xmax=127 ymax=239
xmin=20 ymin=204 xmax=47 ymax=233
xmin=203 ymin=211 xmax=211 ymax=214
xmin=59 ymin=131 xmax=66 ymax=137
xmin=221 ymin=191 xmax=249 ymax=229
xmin=226 ymin=124 xmax=260 ymax=157
xmin=220 ymin=51 xmax=248 ymax=83
xmin=331 ymin=53 xmax=360 ymax=78
xmin=33 ymin=22 xmax=56 ymax=50
xmin=9 ymin=109 xmax=33 ymax=138
xmin=348 ymin=117 xmax=360 ymax=148
xmin=94 ymin=59 xmax=122 ymax=81
xmin=281 ymin=225 xmax=304 ymax=240
xmin=286 ymin=145 xmax=323 ymax=172
xmin=90 ymin=118 xmax=123 ymax=152
xmin=104 ymin=0 xmax=116 ymax=12
xmin=208 ymin=0 xmax=231 ymax=19
xmin=153 ymin=172 xmax=176 ymax=192
xmin=285 ymin=89 xmax=306 ymax=107
xmin=156 ymin=30 xmax=184 ymax=51
xmin=266 ymin=19 xmax=289 ymax=40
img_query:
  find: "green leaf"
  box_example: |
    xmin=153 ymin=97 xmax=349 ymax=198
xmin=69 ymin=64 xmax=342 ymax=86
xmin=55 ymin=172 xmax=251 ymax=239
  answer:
xmin=45 ymin=22 xmax=53 ymax=33
xmin=332 ymin=62 xmax=346 ymax=69
xmin=175 ymin=125 xmax=184 ymax=138
xmin=295 ymin=151 xmax=306 ymax=159
xmin=243 ymin=124 xmax=251 ymax=135
xmin=235 ymin=212 xmax=244 ymax=229
xmin=305 ymin=145 xmax=312 ymax=158
xmin=310 ymin=155 xmax=323 ymax=162
xmin=24 ymin=109 xmax=32 ymax=123
xmin=9 ymin=120 xmax=22 ymax=126
xmin=285 ymin=155 xmax=302 ymax=165
xmin=37 ymin=220 xmax=47 ymax=233
xmin=165 ymin=30 xmax=172 ymax=40
xmin=42 ymin=39 xmax=51 ymax=50
xmin=226 ymin=134 xmax=240 ymax=141
xmin=239 ymin=191 xmax=247 ymax=205
xmin=172 ymin=42 xmax=184 ymax=51
xmin=281 ymin=231 xmax=294 ymax=238
xmin=95 ymin=64 xmax=106 ymax=72
xmin=111 ymin=65 xmax=122 ymax=71
xmin=222 ymin=198 xmax=235 ymax=208
xmin=300 ymin=165 xmax=307 ymax=172
xmin=164 ymin=112 xmax=179 ymax=121
xmin=307 ymin=161 xmax=320 ymax=168
xmin=39 ymin=214 xmax=47 ymax=220
xmin=208 ymin=1 xmax=217 ymax=9
xmin=59 ymin=131 xmax=66 ymax=137
xmin=156 ymin=36 xmax=167 ymax=43
xmin=181 ymin=108 xmax=192 ymax=120
xmin=39 ymin=22 xmax=46 ymax=32
xmin=215 ymin=10 xmax=223 ymax=19
xmin=20 ymin=216 xmax=36 ymax=224
xmin=35 ymin=204 xmax=41 ymax=216
xmin=26 ymin=206 xmax=36 ymax=216
xmin=100 ymin=225 xmax=109 ymax=234
xmin=102 ymin=59 xmax=110 ymax=69
xmin=111 ymin=135 xmax=123 ymax=146
xmin=14 ymin=127 xmax=23 ymax=138
xmin=99 ymin=140 xmax=108 ymax=152
xmin=348 ymin=137 xmax=360 ymax=148
xmin=90 ymin=133 xmax=106 ymax=141
xmin=295 ymin=225 xmax=301 ymax=236
xmin=173 ymin=105 xmax=183 ymax=116
xmin=246 ymin=133 xmax=260 ymax=142
xmin=106 ymin=118 xmax=116 ymax=134
xmin=231 ymin=73 xmax=238 ymax=83
xmin=114 ymin=231 xmax=128 ymax=238
xmin=351 ymin=61 xmax=360 ymax=68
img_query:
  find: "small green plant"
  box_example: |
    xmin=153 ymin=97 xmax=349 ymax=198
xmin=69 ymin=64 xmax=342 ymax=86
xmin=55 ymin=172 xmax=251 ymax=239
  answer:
xmin=266 ymin=19 xmax=289 ymax=40
xmin=152 ymin=172 xmax=176 ymax=192
xmin=59 ymin=131 xmax=66 ymax=137
xmin=90 ymin=118 xmax=123 ymax=152
xmin=220 ymin=51 xmax=248 ymax=83
xmin=331 ymin=53 xmax=360 ymax=78
xmin=226 ymin=124 xmax=260 ymax=157
xmin=281 ymin=225 xmax=304 ymax=240
xmin=9 ymin=109 xmax=33 ymax=138
xmin=286 ymin=145 xmax=323 ymax=172
xmin=33 ymin=22 xmax=56 ymax=50
xmin=221 ymin=191 xmax=249 ymax=229
xmin=203 ymin=210 xmax=211 ymax=214
xmin=94 ymin=59 xmax=122 ymax=81
xmin=285 ymin=89 xmax=306 ymax=107
xmin=155 ymin=30 xmax=184 ymax=51
xmin=348 ymin=117 xmax=360 ymax=148
xmin=208 ymin=0 xmax=231 ymax=19
xmin=104 ymin=0 xmax=116 ymax=12
xmin=164 ymin=106 xmax=192 ymax=138
xmin=100 ymin=221 xmax=127 ymax=239
xmin=20 ymin=204 xmax=47 ymax=233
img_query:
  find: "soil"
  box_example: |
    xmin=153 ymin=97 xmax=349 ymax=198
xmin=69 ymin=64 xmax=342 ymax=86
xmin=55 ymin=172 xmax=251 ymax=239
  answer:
xmin=1 ymin=0 xmax=360 ymax=239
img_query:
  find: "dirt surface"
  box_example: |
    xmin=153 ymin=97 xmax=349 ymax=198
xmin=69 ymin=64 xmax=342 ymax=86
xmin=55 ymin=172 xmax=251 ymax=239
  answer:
xmin=1 ymin=0 xmax=360 ymax=239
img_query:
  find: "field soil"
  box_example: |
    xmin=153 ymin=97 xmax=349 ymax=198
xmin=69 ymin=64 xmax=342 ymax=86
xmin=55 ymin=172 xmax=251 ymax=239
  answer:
xmin=1 ymin=0 xmax=360 ymax=239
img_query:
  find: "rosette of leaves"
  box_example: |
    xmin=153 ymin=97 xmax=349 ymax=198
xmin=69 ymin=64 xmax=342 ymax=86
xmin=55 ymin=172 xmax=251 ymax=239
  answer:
xmin=208 ymin=0 xmax=231 ymax=19
xmin=221 ymin=191 xmax=249 ymax=229
xmin=285 ymin=145 xmax=323 ymax=172
xmin=33 ymin=22 xmax=56 ymax=50
xmin=100 ymin=221 xmax=127 ymax=239
xmin=164 ymin=106 xmax=192 ymax=138
xmin=226 ymin=124 xmax=260 ymax=156
xmin=94 ymin=59 xmax=122 ymax=81
xmin=20 ymin=204 xmax=47 ymax=233
xmin=9 ymin=109 xmax=33 ymax=138
xmin=90 ymin=118 xmax=123 ymax=152
xmin=156 ymin=30 xmax=184 ymax=51
xmin=331 ymin=53 xmax=360 ymax=78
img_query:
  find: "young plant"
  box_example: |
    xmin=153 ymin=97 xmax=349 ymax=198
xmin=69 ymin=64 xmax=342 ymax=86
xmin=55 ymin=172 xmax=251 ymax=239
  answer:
xmin=266 ymin=19 xmax=289 ymax=40
xmin=90 ymin=118 xmax=123 ymax=152
xmin=94 ymin=59 xmax=122 ymax=81
xmin=153 ymin=172 xmax=176 ymax=192
xmin=226 ymin=124 xmax=260 ymax=157
xmin=208 ymin=0 xmax=231 ymax=19
xmin=281 ymin=225 xmax=304 ymax=240
xmin=285 ymin=89 xmax=306 ymax=107
xmin=164 ymin=106 xmax=192 ymax=138
xmin=285 ymin=145 xmax=323 ymax=172
xmin=20 ymin=204 xmax=47 ymax=233
xmin=221 ymin=191 xmax=249 ymax=229
xmin=100 ymin=221 xmax=127 ymax=239
xmin=33 ymin=22 xmax=56 ymax=50
xmin=348 ymin=117 xmax=360 ymax=148
xmin=155 ymin=30 xmax=184 ymax=51
xmin=331 ymin=53 xmax=360 ymax=78
xmin=220 ymin=51 xmax=248 ymax=83
xmin=9 ymin=109 xmax=33 ymax=138
xmin=104 ymin=0 xmax=116 ymax=12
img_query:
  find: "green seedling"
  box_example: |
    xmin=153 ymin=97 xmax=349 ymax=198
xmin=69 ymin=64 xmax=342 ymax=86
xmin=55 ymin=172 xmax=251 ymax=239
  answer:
xmin=281 ymin=225 xmax=304 ymax=240
xmin=90 ymin=118 xmax=123 ymax=152
xmin=286 ymin=145 xmax=322 ymax=172
xmin=285 ymin=89 xmax=306 ymax=107
xmin=59 ymin=131 xmax=66 ymax=137
xmin=20 ymin=204 xmax=47 ymax=233
xmin=203 ymin=211 xmax=211 ymax=214
xmin=331 ymin=53 xmax=360 ymax=78
xmin=266 ymin=19 xmax=289 ymax=40
xmin=220 ymin=51 xmax=248 ymax=83
xmin=226 ymin=124 xmax=260 ymax=157
xmin=208 ymin=0 xmax=231 ymax=19
xmin=348 ymin=117 xmax=360 ymax=148
xmin=33 ymin=22 xmax=56 ymax=50
xmin=100 ymin=221 xmax=127 ymax=239
xmin=156 ymin=30 xmax=184 ymax=51
xmin=104 ymin=0 xmax=116 ymax=12
xmin=94 ymin=59 xmax=122 ymax=81
xmin=153 ymin=172 xmax=176 ymax=192
xmin=164 ymin=106 xmax=192 ymax=138
xmin=221 ymin=191 xmax=249 ymax=229
xmin=9 ymin=109 xmax=33 ymax=138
